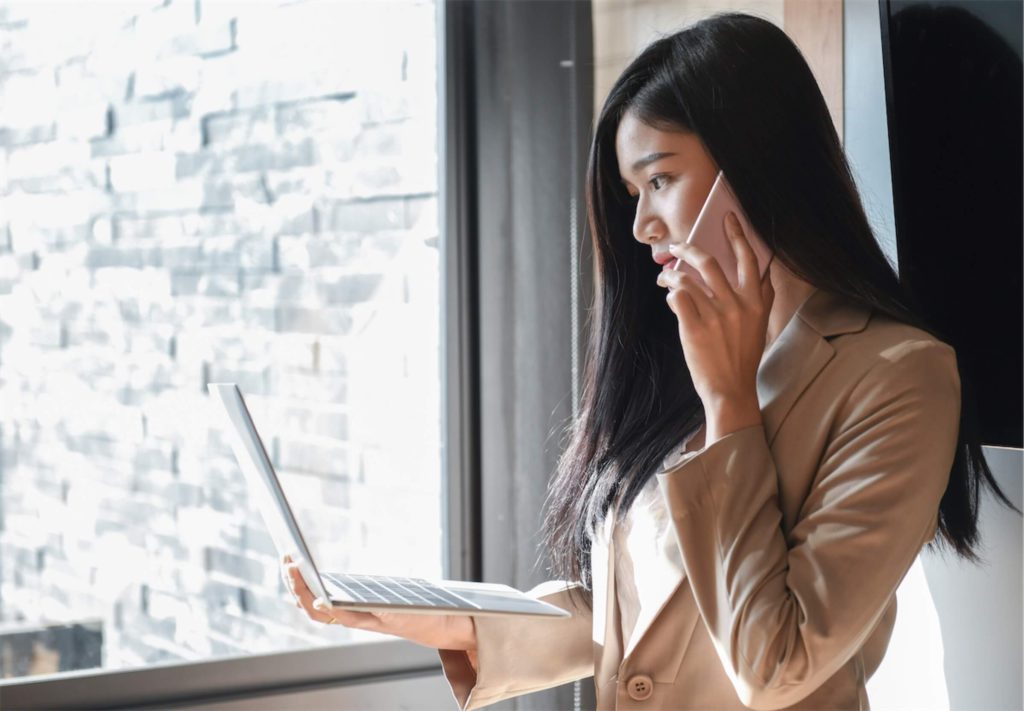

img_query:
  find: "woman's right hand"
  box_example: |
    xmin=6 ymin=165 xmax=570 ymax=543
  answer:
xmin=280 ymin=555 xmax=478 ymax=663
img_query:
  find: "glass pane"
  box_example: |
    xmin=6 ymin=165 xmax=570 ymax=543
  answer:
xmin=0 ymin=0 xmax=442 ymax=679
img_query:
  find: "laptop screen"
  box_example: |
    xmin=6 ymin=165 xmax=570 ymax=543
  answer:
xmin=207 ymin=382 xmax=332 ymax=605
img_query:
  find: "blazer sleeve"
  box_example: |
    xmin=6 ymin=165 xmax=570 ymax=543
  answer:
xmin=655 ymin=340 xmax=961 ymax=710
xmin=436 ymin=580 xmax=594 ymax=710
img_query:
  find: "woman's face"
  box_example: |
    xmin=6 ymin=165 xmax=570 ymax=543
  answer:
xmin=614 ymin=110 xmax=720 ymax=269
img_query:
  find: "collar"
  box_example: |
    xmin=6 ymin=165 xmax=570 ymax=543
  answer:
xmin=757 ymin=286 xmax=873 ymax=446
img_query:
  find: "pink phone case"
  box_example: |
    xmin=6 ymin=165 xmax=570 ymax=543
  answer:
xmin=673 ymin=170 xmax=773 ymax=292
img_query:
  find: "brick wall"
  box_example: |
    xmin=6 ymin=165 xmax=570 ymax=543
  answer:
xmin=0 ymin=0 xmax=442 ymax=673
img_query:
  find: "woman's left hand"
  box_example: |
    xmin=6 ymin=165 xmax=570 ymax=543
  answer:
xmin=656 ymin=211 xmax=774 ymax=441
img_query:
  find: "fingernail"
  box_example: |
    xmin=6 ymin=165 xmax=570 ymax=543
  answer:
xmin=312 ymin=598 xmax=326 ymax=610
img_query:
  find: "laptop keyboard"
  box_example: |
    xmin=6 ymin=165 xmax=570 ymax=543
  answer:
xmin=322 ymin=573 xmax=482 ymax=610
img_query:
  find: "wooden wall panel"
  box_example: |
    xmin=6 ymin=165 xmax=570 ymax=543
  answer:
xmin=593 ymin=0 xmax=844 ymax=143
xmin=784 ymin=0 xmax=844 ymax=141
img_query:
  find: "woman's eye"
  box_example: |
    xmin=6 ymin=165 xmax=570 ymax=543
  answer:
xmin=624 ymin=175 xmax=668 ymax=202
xmin=648 ymin=174 xmax=668 ymax=190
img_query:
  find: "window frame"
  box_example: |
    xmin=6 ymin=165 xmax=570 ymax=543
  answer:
xmin=0 ymin=0 xmax=475 ymax=707
xmin=0 ymin=640 xmax=442 ymax=709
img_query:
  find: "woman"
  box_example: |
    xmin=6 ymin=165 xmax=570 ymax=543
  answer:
xmin=282 ymin=12 xmax=1016 ymax=710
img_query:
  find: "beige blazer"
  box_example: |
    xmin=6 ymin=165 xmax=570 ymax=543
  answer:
xmin=437 ymin=286 xmax=961 ymax=710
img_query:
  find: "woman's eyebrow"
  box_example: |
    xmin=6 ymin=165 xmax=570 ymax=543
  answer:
xmin=620 ymin=151 xmax=678 ymax=185
xmin=630 ymin=152 xmax=676 ymax=172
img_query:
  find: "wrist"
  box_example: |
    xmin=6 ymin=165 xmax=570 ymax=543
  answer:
xmin=705 ymin=393 xmax=762 ymax=444
xmin=455 ymin=615 xmax=477 ymax=650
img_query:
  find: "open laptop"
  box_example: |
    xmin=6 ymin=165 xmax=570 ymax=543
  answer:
xmin=207 ymin=383 xmax=571 ymax=619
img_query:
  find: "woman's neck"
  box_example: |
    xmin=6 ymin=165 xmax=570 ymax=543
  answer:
xmin=764 ymin=262 xmax=816 ymax=353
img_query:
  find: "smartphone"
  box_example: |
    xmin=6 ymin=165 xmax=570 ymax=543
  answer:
xmin=673 ymin=170 xmax=773 ymax=292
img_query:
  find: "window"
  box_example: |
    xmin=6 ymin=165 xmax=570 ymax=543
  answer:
xmin=0 ymin=0 xmax=443 ymax=686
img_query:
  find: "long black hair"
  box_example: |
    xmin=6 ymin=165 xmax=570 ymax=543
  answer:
xmin=540 ymin=12 xmax=1018 ymax=612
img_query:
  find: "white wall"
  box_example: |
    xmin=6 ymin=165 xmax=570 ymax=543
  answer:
xmin=921 ymin=446 xmax=1023 ymax=711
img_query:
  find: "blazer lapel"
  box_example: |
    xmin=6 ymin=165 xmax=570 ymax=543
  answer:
xmin=614 ymin=286 xmax=872 ymax=663
xmin=757 ymin=285 xmax=872 ymax=446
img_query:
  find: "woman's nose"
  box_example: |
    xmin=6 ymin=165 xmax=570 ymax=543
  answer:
xmin=633 ymin=201 xmax=663 ymax=244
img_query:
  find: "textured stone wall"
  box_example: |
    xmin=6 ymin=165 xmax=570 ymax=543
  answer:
xmin=0 ymin=0 xmax=442 ymax=673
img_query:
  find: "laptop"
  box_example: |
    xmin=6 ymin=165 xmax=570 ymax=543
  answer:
xmin=207 ymin=383 xmax=571 ymax=619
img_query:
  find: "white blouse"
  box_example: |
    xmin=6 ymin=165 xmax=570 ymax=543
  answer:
xmin=613 ymin=429 xmax=703 ymax=654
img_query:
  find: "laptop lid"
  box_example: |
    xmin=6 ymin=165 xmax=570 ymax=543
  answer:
xmin=207 ymin=382 xmax=332 ymax=605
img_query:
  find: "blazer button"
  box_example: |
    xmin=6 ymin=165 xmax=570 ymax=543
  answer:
xmin=626 ymin=673 xmax=654 ymax=701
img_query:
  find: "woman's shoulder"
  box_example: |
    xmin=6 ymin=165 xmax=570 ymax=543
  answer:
xmin=830 ymin=306 xmax=958 ymax=380
xmin=797 ymin=287 xmax=956 ymax=374
xmin=823 ymin=309 xmax=960 ymax=411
